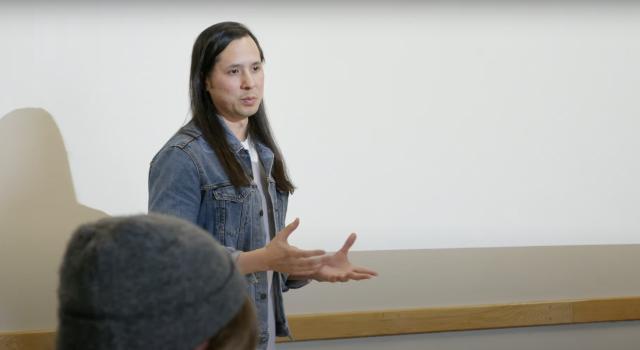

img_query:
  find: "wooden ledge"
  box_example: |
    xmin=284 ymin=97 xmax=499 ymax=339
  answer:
xmin=0 ymin=330 xmax=55 ymax=350
xmin=277 ymin=296 xmax=640 ymax=342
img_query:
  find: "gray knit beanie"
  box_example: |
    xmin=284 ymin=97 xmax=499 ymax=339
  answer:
xmin=56 ymin=214 xmax=247 ymax=350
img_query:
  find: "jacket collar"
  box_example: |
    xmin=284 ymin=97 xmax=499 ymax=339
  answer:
xmin=185 ymin=117 xmax=274 ymax=162
xmin=182 ymin=118 xmax=245 ymax=154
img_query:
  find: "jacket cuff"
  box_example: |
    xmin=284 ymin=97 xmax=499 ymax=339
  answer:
xmin=227 ymin=247 xmax=242 ymax=262
xmin=282 ymin=273 xmax=310 ymax=292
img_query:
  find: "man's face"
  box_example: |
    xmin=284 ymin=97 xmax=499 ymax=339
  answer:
xmin=206 ymin=36 xmax=264 ymax=122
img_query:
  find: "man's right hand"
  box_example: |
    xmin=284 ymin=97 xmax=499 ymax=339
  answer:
xmin=262 ymin=218 xmax=328 ymax=274
xmin=237 ymin=218 xmax=328 ymax=275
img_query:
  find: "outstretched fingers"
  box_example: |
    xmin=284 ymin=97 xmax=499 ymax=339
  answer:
xmin=278 ymin=218 xmax=300 ymax=241
xmin=347 ymin=272 xmax=375 ymax=281
xmin=353 ymin=266 xmax=378 ymax=277
xmin=287 ymin=253 xmax=325 ymax=274
xmin=302 ymin=256 xmax=325 ymax=270
xmin=290 ymin=246 xmax=326 ymax=258
xmin=339 ymin=233 xmax=357 ymax=254
xmin=329 ymin=273 xmax=348 ymax=283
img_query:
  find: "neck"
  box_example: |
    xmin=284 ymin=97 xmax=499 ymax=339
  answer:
xmin=220 ymin=115 xmax=249 ymax=141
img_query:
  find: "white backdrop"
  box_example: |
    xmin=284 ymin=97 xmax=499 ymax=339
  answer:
xmin=2 ymin=2 xmax=640 ymax=250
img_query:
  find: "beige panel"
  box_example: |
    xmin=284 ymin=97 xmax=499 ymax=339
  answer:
xmin=0 ymin=109 xmax=107 ymax=331
xmin=283 ymin=245 xmax=640 ymax=314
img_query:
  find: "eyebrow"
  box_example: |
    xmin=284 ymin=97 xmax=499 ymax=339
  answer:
xmin=223 ymin=61 xmax=263 ymax=70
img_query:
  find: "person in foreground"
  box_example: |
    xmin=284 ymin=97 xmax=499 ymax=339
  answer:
xmin=56 ymin=214 xmax=256 ymax=350
xmin=148 ymin=21 xmax=378 ymax=349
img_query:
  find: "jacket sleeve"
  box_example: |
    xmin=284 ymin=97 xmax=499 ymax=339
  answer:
xmin=148 ymin=146 xmax=201 ymax=224
xmin=148 ymin=146 xmax=242 ymax=261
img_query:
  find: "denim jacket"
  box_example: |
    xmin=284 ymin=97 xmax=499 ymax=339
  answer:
xmin=148 ymin=120 xmax=307 ymax=347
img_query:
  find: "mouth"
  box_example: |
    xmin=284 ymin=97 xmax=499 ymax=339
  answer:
xmin=240 ymin=96 xmax=258 ymax=105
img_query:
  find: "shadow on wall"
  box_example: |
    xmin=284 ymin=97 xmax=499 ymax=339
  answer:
xmin=0 ymin=108 xmax=107 ymax=331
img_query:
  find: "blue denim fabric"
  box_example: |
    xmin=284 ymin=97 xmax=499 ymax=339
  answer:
xmin=148 ymin=120 xmax=308 ymax=347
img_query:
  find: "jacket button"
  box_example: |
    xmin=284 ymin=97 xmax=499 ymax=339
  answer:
xmin=259 ymin=209 xmax=264 ymax=216
xmin=260 ymin=293 xmax=267 ymax=300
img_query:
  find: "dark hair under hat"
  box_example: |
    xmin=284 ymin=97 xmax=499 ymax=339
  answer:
xmin=56 ymin=213 xmax=247 ymax=350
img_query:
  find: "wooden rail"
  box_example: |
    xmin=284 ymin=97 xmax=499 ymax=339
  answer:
xmin=278 ymin=296 xmax=640 ymax=342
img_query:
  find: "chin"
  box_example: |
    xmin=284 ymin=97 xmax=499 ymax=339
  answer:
xmin=245 ymin=108 xmax=260 ymax=117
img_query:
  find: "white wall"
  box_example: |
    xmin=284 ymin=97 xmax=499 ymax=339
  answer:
xmin=2 ymin=3 xmax=640 ymax=348
xmin=2 ymin=2 xmax=640 ymax=251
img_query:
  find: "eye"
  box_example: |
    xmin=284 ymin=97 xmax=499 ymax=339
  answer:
xmin=228 ymin=68 xmax=240 ymax=75
xmin=252 ymin=64 xmax=262 ymax=72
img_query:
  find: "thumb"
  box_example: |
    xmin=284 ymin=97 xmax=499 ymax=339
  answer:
xmin=339 ymin=232 xmax=357 ymax=254
xmin=278 ymin=218 xmax=300 ymax=241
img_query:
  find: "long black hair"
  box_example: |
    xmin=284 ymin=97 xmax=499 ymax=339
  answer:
xmin=189 ymin=22 xmax=295 ymax=193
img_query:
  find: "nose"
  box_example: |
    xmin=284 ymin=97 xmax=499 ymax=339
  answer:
xmin=241 ymin=70 xmax=255 ymax=90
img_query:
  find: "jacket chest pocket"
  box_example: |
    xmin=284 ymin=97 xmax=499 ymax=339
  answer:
xmin=209 ymin=185 xmax=251 ymax=249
